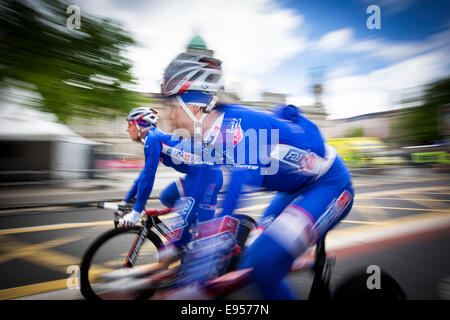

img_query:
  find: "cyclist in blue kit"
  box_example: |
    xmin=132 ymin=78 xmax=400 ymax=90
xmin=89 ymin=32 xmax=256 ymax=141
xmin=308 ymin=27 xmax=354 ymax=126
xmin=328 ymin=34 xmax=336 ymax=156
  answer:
xmin=119 ymin=107 xmax=223 ymax=265
xmin=161 ymin=52 xmax=354 ymax=299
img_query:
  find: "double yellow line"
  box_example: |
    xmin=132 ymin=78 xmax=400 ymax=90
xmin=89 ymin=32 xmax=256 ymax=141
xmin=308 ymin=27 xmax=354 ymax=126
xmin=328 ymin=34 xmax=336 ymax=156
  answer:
xmin=0 ymin=280 xmax=68 ymax=300
xmin=2 ymin=211 xmax=449 ymax=300
xmin=0 ymin=221 xmax=112 ymax=236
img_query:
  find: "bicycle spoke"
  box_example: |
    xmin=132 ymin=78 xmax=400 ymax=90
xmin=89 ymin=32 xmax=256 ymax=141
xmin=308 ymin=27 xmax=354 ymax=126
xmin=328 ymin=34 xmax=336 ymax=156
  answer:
xmin=81 ymin=228 xmax=161 ymax=300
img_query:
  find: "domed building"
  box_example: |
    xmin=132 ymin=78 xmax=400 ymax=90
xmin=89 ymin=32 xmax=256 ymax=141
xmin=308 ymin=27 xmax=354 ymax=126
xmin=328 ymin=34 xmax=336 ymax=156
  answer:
xmin=185 ymin=35 xmax=214 ymax=57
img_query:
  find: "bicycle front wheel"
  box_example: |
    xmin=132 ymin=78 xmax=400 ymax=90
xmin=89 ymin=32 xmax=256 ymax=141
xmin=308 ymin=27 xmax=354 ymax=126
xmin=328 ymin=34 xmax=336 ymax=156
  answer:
xmin=80 ymin=226 xmax=163 ymax=300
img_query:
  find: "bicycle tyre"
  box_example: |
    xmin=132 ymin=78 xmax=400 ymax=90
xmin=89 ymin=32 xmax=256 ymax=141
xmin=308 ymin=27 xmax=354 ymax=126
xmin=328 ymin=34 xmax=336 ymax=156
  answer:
xmin=80 ymin=226 xmax=163 ymax=300
xmin=333 ymin=269 xmax=407 ymax=300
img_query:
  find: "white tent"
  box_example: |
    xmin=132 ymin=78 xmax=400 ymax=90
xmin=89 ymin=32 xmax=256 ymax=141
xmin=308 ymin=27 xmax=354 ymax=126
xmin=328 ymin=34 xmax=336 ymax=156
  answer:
xmin=0 ymin=88 xmax=100 ymax=180
xmin=0 ymin=98 xmax=94 ymax=144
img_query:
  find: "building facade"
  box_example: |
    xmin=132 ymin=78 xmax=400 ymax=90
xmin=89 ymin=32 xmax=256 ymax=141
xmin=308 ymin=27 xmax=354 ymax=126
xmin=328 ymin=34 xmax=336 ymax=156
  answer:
xmin=69 ymin=35 xmax=330 ymax=157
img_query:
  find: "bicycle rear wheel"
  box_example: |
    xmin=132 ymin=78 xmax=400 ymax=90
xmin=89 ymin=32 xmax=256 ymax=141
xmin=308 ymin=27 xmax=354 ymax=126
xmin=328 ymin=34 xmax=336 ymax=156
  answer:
xmin=80 ymin=226 xmax=163 ymax=300
xmin=333 ymin=269 xmax=406 ymax=300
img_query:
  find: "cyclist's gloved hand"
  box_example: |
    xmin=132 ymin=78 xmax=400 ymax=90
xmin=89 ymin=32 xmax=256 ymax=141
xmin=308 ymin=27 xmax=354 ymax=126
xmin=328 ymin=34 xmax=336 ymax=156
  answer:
xmin=120 ymin=210 xmax=142 ymax=227
xmin=116 ymin=200 xmax=128 ymax=217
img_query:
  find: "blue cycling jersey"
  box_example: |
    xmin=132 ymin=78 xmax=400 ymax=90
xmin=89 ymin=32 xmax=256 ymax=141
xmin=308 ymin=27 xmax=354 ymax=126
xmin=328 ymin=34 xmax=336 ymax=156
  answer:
xmin=204 ymin=103 xmax=343 ymax=216
xmin=124 ymin=127 xmax=206 ymax=213
xmin=198 ymin=103 xmax=353 ymax=299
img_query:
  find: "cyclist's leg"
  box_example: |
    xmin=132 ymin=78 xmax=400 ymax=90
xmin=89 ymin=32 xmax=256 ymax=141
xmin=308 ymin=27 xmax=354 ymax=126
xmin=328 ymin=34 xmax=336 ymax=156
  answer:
xmin=198 ymin=167 xmax=223 ymax=223
xmin=159 ymin=178 xmax=186 ymax=208
xmin=149 ymin=167 xmax=216 ymax=270
xmin=168 ymin=167 xmax=223 ymax=248
xmin=238 ymin=233 xmax=298 ymax=299
xmin=238 ymin=173 xmax=354 ymax=299
xmin=259 ymin=191 xmax=299 ymax=228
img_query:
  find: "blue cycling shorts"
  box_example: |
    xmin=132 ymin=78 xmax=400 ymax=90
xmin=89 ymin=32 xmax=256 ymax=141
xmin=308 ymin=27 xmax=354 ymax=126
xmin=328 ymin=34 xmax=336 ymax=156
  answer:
xmin=159 ymin=166 xmax=223 ymax=248
xmin=260 ymin=156 xmax=354 ymax=257
xmin=237 ymin=156 xmax=353 ymax=299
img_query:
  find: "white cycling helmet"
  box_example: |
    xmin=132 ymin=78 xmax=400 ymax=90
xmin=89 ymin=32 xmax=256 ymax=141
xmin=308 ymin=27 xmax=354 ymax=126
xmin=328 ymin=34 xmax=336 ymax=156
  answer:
xmin=162 ymin=53 xmax=224 ymax=97
xmin=162 ymin=53 xmax=224 ymax=113
xmin=127 ymin=107 xmax=158 ymax=132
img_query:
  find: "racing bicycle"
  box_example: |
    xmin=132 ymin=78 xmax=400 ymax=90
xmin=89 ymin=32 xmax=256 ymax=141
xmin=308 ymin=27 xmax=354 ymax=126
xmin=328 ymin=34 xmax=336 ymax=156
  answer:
xmin=80 ymin=201 xmax=255 ymax=300
xmin=79 ymin=201 xmax=406 ymax=300
xmin=80 ymin=201 xmax=173 ymax=300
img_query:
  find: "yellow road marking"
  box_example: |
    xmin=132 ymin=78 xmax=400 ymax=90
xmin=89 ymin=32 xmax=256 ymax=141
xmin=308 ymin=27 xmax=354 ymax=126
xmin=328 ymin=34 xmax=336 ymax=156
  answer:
xmin=355 ymin=198 xmax=389 ymax=221
xmin=328 ymin=211 xmax=450 ymax=237
xmin=352 ymin=176 xmax=450 ymax=187
xmin=0 ymin=221 xmax=112 ymax=235
xmin=222 ymin=209 xmax=385 ymax=226
xmin=0 ymin=279 xmax=68 ymax=300
xmin=2 ymin=210 xmax=449 ymax=300
xmin=0 ymin=198 xmax=162 ymax=215
xmin=354 ymin=205 xmax=450 ymax=213
xmin=1 ymin=181 xmax=447 ymax=299
xmin=0 ymin=186 xmax=448 ymax=237
xmin=355 ymin=186 xmax=450 ymax=198
xmin=1 ymin=262 xmax=178 ymax=300
xmin=224 ymin=199 xmax=450 ymax=215
xmin=0 ymin=206 xmax=78 ymax=215
xmin=0 ymin=236 xmax=82 ymax=270
xmin=360 ymin=197 xmax=450 ymax=202
xmin=341 ymin=219 xmax=388 ymax=225
xmin=397 ymin=193 xmax=450 ymax=210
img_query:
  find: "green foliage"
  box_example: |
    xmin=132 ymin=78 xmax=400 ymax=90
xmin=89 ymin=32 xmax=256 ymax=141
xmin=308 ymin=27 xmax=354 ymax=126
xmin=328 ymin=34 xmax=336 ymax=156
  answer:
xmin=393 ymin=77 xmax=450 ymax=146
xmin=346 ymin=126 xmax=364 ymax=138
xmin=0 ymin=0 xmax=149 ymax=122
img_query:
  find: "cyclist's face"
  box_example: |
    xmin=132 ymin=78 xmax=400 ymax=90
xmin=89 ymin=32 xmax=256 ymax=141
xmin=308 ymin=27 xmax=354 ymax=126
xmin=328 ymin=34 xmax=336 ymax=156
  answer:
xmin=167 ymin=98 xmax=195 ymax=136
xmin=126 ymin=122 xmax=139 ymax=141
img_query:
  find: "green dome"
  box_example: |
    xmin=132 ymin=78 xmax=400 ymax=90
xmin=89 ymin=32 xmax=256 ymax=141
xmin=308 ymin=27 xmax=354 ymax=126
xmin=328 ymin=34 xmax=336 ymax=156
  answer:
xmin=187 ymin=35 xmax=207 ymax=50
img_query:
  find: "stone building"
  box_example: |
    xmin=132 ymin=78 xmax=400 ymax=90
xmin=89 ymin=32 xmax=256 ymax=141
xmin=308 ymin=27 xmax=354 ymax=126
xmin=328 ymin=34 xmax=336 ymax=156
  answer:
xmin=69 ymin=35 xmax=330 ymax=157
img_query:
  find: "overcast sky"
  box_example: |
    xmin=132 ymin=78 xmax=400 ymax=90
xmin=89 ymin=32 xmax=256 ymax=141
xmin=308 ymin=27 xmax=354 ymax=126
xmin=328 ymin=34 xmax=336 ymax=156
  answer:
xmin=74 ymin=0 xmax=450 ymax=119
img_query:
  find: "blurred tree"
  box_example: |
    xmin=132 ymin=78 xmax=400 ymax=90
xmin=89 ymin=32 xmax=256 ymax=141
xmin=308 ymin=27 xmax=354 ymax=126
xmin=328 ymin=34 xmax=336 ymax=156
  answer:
xmin=393 ymin=77 xmax=450 ymax=146
xmin=346 ymin=126 xmax=364 ymax=138
xmin=0 ymin=0 xmax=149 ymax=122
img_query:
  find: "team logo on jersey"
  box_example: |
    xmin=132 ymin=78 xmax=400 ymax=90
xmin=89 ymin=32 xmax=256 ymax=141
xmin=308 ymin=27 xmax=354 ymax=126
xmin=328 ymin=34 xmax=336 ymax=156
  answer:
xmin=315 ymin=190 xmax=353 ymax=237
xmin=164 ymin=197 xmax=195 ymax=241
xmin=202 ymin=183 xmax=216 ymax=203
xmin=283 ymin=149 xmax=303 ymax=164
xmin=225 ymin=119 xmax=243 ymax=147
xmin=162 ymin=143 xmax=199 ymax=164
xmin=169 ymin=147 xmax=188 ymax=161
xmin=181 ymin=197 xmax=195 ymax=216
xmin=205 ymin=125 xmax=221 ymax=146
xmin=283 ymin=149 xmax=319 ymax=174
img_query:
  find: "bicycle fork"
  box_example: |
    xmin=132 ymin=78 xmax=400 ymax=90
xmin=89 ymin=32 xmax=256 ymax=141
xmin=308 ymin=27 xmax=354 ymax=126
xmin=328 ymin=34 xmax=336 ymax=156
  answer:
xmin=125 ymin=225 xmax=150 ymax=268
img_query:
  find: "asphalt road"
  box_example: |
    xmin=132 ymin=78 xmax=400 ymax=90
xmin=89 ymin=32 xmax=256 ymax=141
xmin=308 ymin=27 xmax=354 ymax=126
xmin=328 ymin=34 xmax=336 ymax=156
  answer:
xmin=0 ymin=169 xmax=449 ymax=300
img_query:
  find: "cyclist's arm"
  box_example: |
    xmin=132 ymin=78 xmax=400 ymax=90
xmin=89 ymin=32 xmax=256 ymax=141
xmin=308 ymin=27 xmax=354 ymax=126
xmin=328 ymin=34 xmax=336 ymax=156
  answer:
xmin=123 ymin=173 xmax=142 ymax=203
xmin=133 ymin=135 xmax=162 ymax=213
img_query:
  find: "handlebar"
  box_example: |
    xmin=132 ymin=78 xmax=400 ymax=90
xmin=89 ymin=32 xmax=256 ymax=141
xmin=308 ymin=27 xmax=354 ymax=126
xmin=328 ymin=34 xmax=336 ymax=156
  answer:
xmin=143 ymin=207 xmax=173 ymax=216
xmin=98 ymin=202 xmax=119 ymax=210
xmin=97 ymin=201 xmax=173 ymax=217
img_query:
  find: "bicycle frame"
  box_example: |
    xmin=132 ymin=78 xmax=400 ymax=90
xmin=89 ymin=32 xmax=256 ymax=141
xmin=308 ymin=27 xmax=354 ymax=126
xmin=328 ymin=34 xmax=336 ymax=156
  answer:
xmin=121 ymin=207 xmax=178 ymax=268
xmin=206 ymin=237 xmax=335 ymax=299
xmin=99 ymin=202 xmax=335 ymax=299
xmin=147 ymin=238 xmax=334 ymax=300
